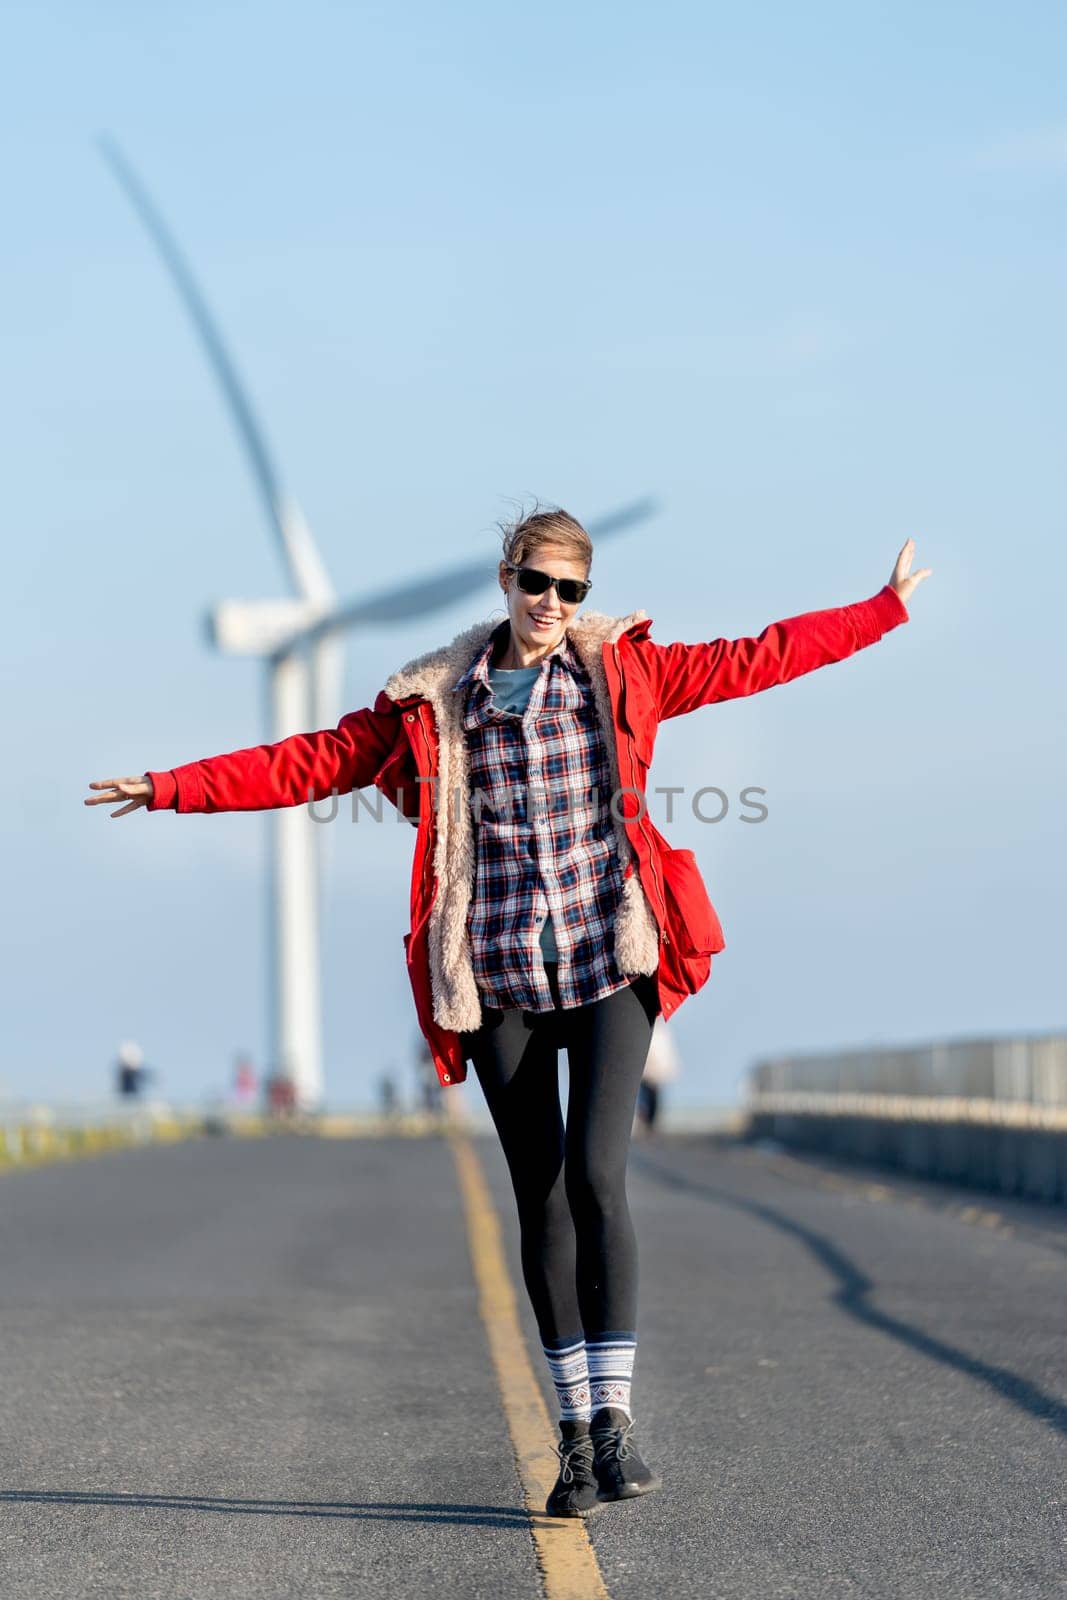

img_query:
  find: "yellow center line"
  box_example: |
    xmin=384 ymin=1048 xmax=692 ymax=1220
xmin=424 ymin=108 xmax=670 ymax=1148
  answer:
xmin=448 ymin=1130 xmax=611 ymax=1600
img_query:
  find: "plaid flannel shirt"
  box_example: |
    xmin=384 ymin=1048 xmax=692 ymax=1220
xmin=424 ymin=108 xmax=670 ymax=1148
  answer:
xmin=453 ymin=623 xmax=632 ymax=1013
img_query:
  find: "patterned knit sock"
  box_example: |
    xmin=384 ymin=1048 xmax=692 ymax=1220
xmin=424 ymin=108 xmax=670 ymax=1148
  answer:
xmin=542 ymin=1334 xmax=592 ymax=1423
xmin=587 ymin=1333 xmax=637 ymax=1420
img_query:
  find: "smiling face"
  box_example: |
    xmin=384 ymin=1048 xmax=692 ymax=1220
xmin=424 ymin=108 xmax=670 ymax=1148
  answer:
xmin=497 ymin=542 xmax=591 ymax=664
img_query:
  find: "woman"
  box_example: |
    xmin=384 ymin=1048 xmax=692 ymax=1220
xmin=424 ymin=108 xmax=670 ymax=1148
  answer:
xmin=86 ymin=505 xmax=930 ymax=1518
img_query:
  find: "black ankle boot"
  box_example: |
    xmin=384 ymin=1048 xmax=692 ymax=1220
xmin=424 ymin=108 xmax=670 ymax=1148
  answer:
xmin=545 ymin=1419 xmax=602 ymax=1518
xmin=590 ymin=1406 xmax=662 ymax=1501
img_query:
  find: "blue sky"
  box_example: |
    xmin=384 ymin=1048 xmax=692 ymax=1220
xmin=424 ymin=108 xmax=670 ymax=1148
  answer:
xmin=4 ymin=1 xmax=1065 ymax=1109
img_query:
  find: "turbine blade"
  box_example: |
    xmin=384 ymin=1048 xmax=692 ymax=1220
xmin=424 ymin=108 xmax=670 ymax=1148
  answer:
xmin=320 ymin=561 xmax=498 ymax=629
xmin=583 ymin=495 xmax=661 ymax=540
xmin=99 ymin=135 xmax=333 ymax=604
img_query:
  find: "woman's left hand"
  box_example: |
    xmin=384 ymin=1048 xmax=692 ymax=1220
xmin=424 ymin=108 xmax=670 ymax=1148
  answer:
xmin=889 ymin=538 xmax=932 ymax=608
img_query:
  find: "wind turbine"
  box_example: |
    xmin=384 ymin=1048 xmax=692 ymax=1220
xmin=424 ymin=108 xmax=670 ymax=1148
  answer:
xmin=100 ymin=137 xmax=660 ymax=1110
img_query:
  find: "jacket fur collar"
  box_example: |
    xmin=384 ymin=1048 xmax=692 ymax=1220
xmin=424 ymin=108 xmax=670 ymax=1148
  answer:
xmin=382 ymin=607 xmax=649 ymax=704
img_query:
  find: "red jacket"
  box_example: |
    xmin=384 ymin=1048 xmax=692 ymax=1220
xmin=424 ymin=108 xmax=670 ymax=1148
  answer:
xmin=146 ymin=583 xmax=909 ymax=1086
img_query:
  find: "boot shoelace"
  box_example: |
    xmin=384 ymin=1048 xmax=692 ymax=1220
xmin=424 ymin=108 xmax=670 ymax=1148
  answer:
xmin=592 ymin=1417 xmax=635 ymax=1463
xmin=555 ymin=1434 xmax=595 ymax=1484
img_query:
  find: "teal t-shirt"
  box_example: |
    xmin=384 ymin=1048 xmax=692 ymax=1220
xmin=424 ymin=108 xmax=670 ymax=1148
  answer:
xmin=486 ymin=663 xmax=558 ymax=962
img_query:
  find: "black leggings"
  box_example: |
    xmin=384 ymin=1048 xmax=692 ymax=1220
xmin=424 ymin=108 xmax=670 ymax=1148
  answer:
xmin=459 ymin=963 xmax=659 ymax=1343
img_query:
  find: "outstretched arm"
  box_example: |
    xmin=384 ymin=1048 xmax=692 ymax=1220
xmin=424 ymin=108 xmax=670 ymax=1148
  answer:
xmin=85 ymin=692 xmax=401 ymax=817
xmin=650 ymin=540 xmax=931 ymax=722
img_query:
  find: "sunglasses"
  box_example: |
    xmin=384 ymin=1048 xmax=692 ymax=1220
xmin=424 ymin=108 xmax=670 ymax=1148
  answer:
xmin=506 ymin=564 xmax=592 ymax=605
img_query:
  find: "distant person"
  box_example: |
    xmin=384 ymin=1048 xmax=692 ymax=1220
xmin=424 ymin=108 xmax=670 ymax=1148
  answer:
xmin=265 ymin=1071 xmax=296 ymax=1119
xmin=378 ymin=1071 xmax=399 ymax=1119
xmin=115 ymin=1039 xmax=146 ymax=1099
xmin=636 ymin=1016 xmax=681 ymax=1134
xmin=414 ymin=1039 xmax=443 ymax=1117
xmin=85 ymin=504 xmax=929 ymax=1516
xmin=231 ymin=1054 xmax=258 ymax=1109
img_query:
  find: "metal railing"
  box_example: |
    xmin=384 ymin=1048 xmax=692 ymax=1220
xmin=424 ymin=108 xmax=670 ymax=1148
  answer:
xmin=748 ymin=1032 xmax=1067 ymax=1116
xmin=744 ymin=1032 xmax=1067 ymax=1200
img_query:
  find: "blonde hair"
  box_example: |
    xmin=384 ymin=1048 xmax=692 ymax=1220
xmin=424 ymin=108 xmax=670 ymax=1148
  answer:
xmin=496 ymin=499 xmax=593 ymax=574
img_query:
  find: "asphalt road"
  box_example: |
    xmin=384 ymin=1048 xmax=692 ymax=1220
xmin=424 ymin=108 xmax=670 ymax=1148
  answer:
xmin=1 ymin=1129 xmax=1064 ymax=1599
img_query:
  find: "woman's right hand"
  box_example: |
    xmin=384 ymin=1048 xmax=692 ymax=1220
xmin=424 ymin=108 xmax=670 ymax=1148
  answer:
xmin=84 ymin=774 xmax=155 ymax=818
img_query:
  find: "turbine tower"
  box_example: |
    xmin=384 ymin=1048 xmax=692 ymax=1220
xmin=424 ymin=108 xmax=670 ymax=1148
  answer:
xmin=101 ymin=137 xmax=659 ymax=1109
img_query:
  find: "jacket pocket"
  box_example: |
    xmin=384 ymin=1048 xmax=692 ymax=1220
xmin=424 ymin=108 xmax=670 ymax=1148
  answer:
xmin=658 ymin=846 xmax=725 ymax=956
